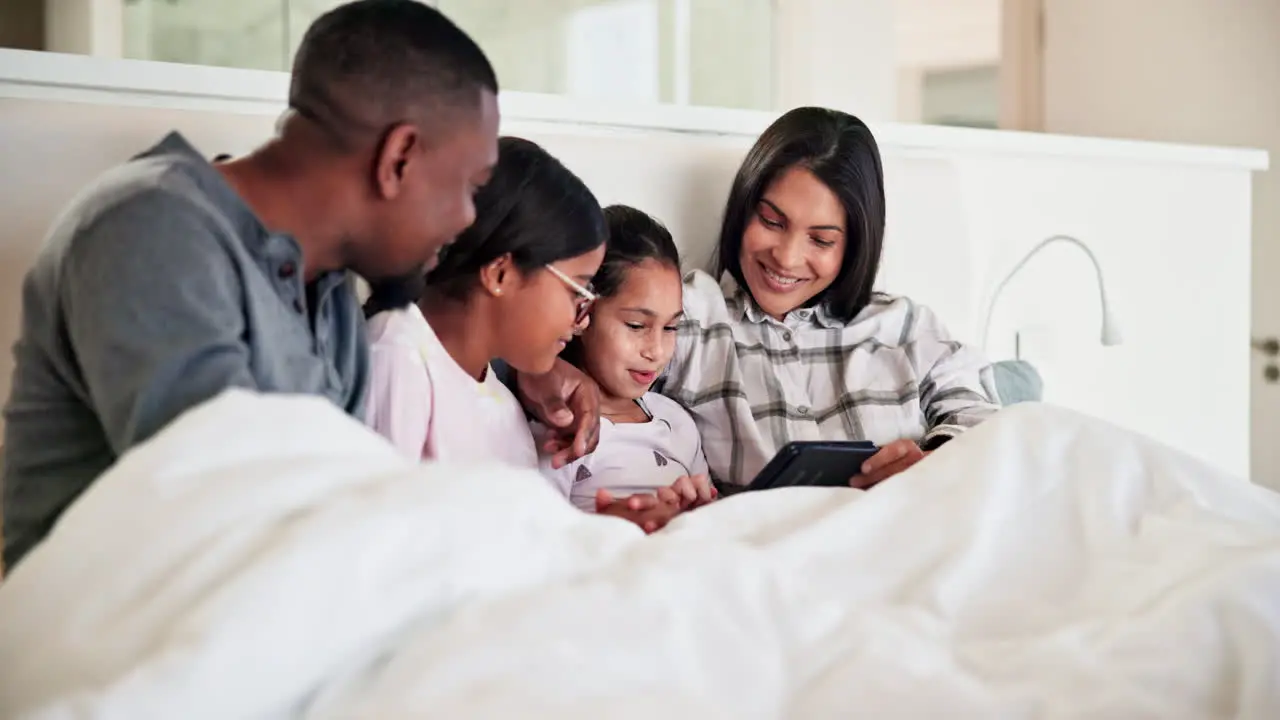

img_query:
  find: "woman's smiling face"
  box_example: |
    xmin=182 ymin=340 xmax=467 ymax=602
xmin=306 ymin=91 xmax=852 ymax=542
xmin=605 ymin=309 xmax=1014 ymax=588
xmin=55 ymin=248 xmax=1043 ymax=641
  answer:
xmin=738 ymin=165 xmax=847 ymax=320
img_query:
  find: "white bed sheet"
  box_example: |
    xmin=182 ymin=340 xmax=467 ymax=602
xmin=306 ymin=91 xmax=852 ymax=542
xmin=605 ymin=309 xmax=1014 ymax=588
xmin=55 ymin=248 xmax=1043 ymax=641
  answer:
xmin=1 ymin=390 xmax=1278 ymax=719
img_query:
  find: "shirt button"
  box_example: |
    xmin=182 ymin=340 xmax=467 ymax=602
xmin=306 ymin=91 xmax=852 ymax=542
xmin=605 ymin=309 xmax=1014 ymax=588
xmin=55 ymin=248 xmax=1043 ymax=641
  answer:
xmin=782 ymin=331 xmax=793 ymax=342
xmin=798 ymin=406 xmax=810 ymax=415
xmin=277 ymin=262 xmax=296 ymax=279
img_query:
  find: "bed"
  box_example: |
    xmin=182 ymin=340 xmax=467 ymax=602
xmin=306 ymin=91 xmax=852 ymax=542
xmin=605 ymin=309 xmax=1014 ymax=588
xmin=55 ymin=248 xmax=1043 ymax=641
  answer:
xmin=0 ymin=389 xmax=1277 ymax=718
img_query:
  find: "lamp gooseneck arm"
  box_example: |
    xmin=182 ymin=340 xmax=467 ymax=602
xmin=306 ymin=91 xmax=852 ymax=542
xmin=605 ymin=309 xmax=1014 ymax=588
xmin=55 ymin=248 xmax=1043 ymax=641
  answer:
xmin=981 ymin=235 xmax=1113 ymax=351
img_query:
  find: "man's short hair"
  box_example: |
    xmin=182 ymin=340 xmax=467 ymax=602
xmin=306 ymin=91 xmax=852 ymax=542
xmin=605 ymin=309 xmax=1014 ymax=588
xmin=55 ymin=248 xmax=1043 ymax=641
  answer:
xmin=289 ymin=0 xmax=498 ymax=148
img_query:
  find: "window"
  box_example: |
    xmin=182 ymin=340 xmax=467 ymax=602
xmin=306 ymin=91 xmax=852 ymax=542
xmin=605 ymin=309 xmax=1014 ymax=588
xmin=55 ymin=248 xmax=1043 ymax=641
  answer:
xmin=124 ymin=0 xmax=289 ymax=71
xmin=14 ymin=0 xmax=1020 ymax=129
xmin=921 ymin=65 xmax=1000 ymax=129
xmin=115 ymin=0 xmax=773 ymax=110
xmin=429 ymin=0 xmax=775 ymax=110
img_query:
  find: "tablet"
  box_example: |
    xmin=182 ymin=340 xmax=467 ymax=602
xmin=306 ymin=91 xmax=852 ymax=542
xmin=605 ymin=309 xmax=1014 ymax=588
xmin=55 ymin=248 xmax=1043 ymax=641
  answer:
xmin=746 ymin=441 xmax=880 ymax=491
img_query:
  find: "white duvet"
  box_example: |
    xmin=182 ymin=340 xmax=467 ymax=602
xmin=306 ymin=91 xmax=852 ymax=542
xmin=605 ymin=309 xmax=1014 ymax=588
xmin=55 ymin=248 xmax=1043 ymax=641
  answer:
xmin=1 ymin=391 xmax=1279 ymax=719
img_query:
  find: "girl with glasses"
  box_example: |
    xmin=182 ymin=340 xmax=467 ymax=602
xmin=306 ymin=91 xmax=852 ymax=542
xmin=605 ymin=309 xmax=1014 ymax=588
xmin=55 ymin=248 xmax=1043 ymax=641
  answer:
xmin=362 ymin=136 xmax=605 ymax=468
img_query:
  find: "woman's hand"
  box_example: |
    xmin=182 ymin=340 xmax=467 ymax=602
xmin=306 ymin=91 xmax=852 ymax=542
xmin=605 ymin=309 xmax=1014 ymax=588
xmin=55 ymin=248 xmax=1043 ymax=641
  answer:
xmin=516 ymin=357 xmax=601 ymax=468
xmin=668 ymin=474 xmax=717 ymax=509
xmin=852 ymin=439 xmax=930 ymax=487
xmin=595 ymin=489 xmax=683 ymax=533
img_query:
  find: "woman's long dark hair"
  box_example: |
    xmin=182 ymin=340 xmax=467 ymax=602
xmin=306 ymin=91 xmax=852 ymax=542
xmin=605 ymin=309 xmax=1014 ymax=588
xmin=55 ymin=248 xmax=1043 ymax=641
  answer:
xmin=714 ymin=107 xmax=885 ymax=323
xmin=364 ymin=136 xmax=605 ymax=316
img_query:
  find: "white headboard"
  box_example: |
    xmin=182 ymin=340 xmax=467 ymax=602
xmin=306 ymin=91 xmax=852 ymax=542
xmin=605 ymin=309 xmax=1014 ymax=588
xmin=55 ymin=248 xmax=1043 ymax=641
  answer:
xmin=0 ymin=49 xmax=1268 ymax=477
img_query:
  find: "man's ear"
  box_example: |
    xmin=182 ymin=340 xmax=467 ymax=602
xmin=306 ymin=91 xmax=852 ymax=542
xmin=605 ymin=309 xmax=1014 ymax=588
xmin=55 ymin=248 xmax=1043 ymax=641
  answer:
xmin=374 ymin=122 xmax=418 ymax=201
xmin=478 ymin=254 xmax=514 ymax=297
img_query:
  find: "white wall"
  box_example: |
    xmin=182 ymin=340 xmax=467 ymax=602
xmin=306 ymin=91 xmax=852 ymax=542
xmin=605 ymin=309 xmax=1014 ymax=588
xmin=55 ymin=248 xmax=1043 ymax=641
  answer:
xmin=774 ymin=0 xmax=897 ymax=120
xmin=0 ymin=50 xmax=1265 ymax=478
xmin=1041 ymin=0 xmax=1280 ymax=489
xmin=895 ymin=0 xmax=1000 ymax=70
xmin=893 ymin=0 xmax=1002 ymax=126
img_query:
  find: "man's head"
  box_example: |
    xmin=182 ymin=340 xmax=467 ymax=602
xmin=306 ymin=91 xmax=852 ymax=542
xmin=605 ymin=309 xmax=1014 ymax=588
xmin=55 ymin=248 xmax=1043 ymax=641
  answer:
xmin=289 ymin=0 xmax=500 ymax=282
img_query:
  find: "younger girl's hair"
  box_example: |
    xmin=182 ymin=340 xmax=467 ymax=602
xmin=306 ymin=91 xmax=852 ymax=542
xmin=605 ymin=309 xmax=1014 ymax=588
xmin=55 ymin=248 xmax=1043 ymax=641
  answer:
xmin=562 ymin=205 xmax=680 ymax=368
xmin=593 ymin=204 xmax=681 ymax=299
xmin=363 ymin=136 xmax=605 ymax=316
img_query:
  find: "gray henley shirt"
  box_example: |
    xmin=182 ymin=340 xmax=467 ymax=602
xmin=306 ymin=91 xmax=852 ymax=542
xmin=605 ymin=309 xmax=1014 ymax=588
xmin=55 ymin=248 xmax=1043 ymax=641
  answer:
xmin=1 ymin=132 xmax=369 ymax=569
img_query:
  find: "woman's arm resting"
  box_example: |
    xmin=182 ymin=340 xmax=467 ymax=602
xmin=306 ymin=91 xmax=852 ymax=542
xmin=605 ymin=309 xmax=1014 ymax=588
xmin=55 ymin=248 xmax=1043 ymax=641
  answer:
xmin=850 ymin=306 xmax=1000 ymax=488
xmin=912 ymin=308 xmax=1001 ymax=450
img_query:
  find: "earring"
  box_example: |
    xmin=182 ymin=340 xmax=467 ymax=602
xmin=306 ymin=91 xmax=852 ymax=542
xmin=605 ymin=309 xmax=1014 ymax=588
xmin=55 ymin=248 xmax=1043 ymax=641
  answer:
xmin=492 ymin=286 xmax=503 ymax=296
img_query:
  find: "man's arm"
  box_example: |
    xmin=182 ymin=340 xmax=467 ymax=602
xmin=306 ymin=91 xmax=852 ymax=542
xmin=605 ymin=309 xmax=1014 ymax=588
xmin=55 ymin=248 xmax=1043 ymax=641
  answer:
xmin=506 ymin=358 xmax=601 ymax=467
xmin=61 ymin=189 xmax=258 ymax=455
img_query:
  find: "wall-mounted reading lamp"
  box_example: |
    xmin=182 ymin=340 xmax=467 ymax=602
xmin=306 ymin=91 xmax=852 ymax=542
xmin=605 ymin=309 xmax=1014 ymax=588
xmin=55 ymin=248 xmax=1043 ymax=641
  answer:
xmin=981 ymin=234 xmax=1123 ymax=354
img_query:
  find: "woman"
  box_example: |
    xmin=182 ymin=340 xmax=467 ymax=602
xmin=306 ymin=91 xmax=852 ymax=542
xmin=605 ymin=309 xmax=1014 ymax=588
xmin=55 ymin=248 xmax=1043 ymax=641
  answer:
xmin=521 ymin=106 xmax=999 ymax=491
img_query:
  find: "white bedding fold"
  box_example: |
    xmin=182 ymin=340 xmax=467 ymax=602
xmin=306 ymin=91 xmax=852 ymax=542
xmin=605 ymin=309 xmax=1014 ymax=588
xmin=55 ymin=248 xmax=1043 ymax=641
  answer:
xmin=1 ymin=390 xmax=1278 ymax=719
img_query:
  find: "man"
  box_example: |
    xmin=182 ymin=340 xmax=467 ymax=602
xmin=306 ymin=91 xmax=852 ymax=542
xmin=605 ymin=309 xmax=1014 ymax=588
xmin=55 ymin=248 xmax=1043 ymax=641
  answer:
xmin=2 ymin=0 xmax=530 ymax=569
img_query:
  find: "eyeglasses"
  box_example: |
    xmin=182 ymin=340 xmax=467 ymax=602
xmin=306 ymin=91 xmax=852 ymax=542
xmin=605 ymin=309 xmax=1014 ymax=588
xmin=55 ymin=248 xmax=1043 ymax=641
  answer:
xmin=545 ymin=265 xmax=597 ymax=329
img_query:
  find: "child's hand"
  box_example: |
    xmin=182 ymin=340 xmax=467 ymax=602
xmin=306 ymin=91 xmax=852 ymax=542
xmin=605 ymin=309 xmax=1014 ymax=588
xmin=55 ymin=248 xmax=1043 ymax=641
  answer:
xmin=595 ymin=489 xmax=683 ymax=534
xmin=668 ymin=474 xmax=716 ymax=509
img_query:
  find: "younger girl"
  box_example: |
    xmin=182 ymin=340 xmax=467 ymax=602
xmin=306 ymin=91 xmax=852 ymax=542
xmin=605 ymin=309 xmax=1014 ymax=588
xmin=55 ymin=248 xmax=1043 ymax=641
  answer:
xmin=363 ymin=136 xmax=606 ymax=466
xmin=538 ymin=205 xmax=715 ymax=512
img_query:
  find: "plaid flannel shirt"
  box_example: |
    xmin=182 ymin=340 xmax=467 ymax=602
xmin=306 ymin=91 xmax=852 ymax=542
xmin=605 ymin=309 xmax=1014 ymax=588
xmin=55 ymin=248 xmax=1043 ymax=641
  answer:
xmin=661 ymin=271 xmax=1000 ymax=487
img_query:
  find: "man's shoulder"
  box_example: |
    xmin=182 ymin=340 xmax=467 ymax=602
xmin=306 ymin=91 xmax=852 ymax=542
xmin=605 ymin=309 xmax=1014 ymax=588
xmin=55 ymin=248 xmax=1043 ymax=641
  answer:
xmin=16 ymin=163 xmax=241 ymax=331
xmin=41 ymin=152 xmax=238 ymax=272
